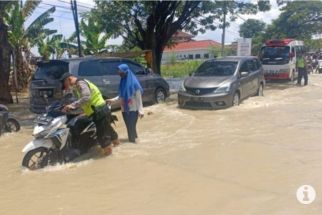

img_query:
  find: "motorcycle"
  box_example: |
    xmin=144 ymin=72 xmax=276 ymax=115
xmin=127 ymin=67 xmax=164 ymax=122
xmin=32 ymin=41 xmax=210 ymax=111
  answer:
xmin=21 ymin=101 xmax=99 ymax=170
xmin=0 ymin=105 xmax=20 ymax=135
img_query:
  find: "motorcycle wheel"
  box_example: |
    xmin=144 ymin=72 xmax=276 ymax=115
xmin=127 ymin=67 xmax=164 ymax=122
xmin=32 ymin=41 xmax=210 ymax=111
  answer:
xmin=6 ymin=118 xmax=20 ymax=132
xmin=22 ymin=147 xmax=50 ymax=170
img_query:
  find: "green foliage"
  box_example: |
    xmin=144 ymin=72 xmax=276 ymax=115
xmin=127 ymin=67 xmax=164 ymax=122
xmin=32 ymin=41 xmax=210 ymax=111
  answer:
xmin=239 ymin=19 xmax=266 ymax=38
xmin=208 ymin=45 xmax=235 ymax=57
xmin=251 ymin=34 xmax=265 ymax=56
xmin=264 ymin=1 xmax=322 ymax=40
xmin=304 ymin=39 xmax=322 ymax=52
xmin=5 ymin=1 xmax=56 ymax=50
xmin=161 ymin=60 xmax=202 ymax=78
xmin=90 ymin=1 xmax=270 ymax=74
xmin=79 ymin=15 xmax=111 ymax=55
xmin=38 ymin=34 xmax=64 ymax=60
xmin=169 ymin=53 xmax=177 ymax=65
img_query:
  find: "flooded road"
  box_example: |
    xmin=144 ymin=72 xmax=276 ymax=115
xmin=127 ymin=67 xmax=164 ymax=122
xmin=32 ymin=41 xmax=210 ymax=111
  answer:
xmin=2 ymin=75 xmax=322 ymax=214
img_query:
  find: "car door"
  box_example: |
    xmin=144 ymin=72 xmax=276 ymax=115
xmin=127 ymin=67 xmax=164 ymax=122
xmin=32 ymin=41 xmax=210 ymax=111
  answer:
xmin=99 ymin=59 xmax=122 ymax=99
xmin=248 ymin=59 xmax=260 ymax=95
xmin=123 ymin=60 xmax=154 ymax=103
xmin=77 ymin=60 xmax=104 ymax=91
xmin=238 ymin=60 xmax=252 ymax=99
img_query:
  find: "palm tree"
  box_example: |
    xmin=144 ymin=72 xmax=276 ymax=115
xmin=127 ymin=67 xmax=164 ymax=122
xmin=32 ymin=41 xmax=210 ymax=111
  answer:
xmin=5 ymin=0 xmax=56 ymax=90
xmin=38 ymin=34 xmax=64 ymax=60
xmin=0 ymin=1 xmax=13 ymax=103
xmin=80 ymin=15 xmax=111 ymax=55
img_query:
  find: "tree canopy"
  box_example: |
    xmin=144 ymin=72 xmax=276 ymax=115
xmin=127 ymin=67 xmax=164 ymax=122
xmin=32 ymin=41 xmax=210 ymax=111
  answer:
xmin=90 ymin=0 xmax=270 ymax=74
xmin=265 ymin=1 xmax=322 ymax=40
xmin=239 ymin=19 xmax=266 ymax=38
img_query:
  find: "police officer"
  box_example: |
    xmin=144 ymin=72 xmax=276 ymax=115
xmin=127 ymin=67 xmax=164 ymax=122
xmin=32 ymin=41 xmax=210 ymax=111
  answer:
xmin=297 ymin=51 xmax=308 ymax=86
xmin=60 ymin=73 xmax=120 ymax=156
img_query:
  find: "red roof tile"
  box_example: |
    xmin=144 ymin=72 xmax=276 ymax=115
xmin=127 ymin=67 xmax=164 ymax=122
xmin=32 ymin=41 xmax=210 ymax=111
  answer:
xmin=164 ymin=40 xmax=221 ymax=52
xmin=173 ymin=31 xmax=194 ymax=38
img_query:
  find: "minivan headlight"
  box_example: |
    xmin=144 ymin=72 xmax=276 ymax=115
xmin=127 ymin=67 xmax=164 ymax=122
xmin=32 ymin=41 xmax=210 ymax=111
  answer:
xmin=180 ymin=82 xmax=186 ymax=92
xmin=214 ymin=83 xmax=231 ymax=94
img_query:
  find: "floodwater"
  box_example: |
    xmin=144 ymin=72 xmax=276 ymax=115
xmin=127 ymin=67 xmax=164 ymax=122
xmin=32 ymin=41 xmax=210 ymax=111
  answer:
xmin=2 ymin=75 xmax=322 ymax=215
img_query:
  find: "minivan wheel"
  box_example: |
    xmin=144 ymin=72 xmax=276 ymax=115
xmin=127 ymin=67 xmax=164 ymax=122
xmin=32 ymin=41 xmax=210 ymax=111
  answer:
xmin=154 ymin=88 xmax=166 ymax=104
xmin=232 ymin=92 xmax=240 ymax=107
xmin=256 ymin=84 xmax=264 ymax=96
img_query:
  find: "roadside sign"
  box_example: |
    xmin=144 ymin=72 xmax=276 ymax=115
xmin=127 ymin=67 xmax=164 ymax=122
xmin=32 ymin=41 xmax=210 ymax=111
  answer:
xmin=237 ymin=38 xmax=252 ymax=56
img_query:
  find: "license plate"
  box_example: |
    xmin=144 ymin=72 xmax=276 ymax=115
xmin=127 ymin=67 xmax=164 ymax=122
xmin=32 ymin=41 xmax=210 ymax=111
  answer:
xmin=191 ymin=97 xmax=203 ymax=102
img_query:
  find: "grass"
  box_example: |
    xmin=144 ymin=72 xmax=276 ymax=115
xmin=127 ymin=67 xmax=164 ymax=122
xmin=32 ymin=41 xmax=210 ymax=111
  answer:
xmin=161 ymin=60 xmax=203 ymax=78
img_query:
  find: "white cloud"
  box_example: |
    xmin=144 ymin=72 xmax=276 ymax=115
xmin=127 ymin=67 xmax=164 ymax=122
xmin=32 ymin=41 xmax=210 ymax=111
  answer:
xmin=195 ymin=0 xmax=281 ymax=44
xmin=27 ymin=0 xmax=282 ymax=56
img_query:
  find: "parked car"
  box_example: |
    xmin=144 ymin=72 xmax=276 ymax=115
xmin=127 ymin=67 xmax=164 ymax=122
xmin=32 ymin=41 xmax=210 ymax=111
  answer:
xmin=178 ymin=56 xmax=265 ymax=109
xmin=30 ymin=57 xmax=170 ymax=113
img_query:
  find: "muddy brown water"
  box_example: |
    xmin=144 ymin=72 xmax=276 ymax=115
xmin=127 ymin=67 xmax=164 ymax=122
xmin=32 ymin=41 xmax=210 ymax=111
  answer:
xmin=2 ymin=75 xmax=322 ymax=214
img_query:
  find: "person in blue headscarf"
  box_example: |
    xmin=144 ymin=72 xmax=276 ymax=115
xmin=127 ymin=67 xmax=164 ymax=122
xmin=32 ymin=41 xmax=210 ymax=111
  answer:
xmin=106 ymin=64 xmax=144 ymax=143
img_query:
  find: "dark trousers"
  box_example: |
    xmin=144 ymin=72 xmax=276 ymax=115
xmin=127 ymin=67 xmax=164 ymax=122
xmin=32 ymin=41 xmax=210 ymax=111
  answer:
xmin=93 ymin=105 xmax=118 ymax=148
xmin=122 ymin=111 xmax=138 ymax=143
xmin=297 ymin=68 xmax=308 ymax=85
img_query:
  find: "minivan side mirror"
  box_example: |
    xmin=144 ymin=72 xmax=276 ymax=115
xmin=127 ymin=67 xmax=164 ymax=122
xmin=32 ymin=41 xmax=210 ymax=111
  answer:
xmin=240 ymin=71 xmax=249 ymax=77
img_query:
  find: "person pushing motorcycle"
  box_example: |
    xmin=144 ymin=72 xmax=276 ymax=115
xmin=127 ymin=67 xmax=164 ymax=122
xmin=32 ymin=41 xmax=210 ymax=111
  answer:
xmin=60 ymin=73 xmax=120 ymax=156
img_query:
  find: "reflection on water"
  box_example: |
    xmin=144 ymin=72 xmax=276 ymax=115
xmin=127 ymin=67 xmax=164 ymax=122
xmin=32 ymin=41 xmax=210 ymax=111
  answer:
xmin=2 ymin=75 xmax=322 ymax=214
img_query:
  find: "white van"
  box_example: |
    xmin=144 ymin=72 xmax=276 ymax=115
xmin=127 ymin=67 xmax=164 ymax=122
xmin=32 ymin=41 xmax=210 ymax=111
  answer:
xmin=260 ymin=39 xmax=304 ymax=81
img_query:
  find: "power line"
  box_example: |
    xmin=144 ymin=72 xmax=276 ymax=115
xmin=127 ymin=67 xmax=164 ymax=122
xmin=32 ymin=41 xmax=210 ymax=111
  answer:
xmin=57 ymin=0 xmax=93 ymax=10
xmin=36 ymin=6 xmax=74 ymax=20
xmin=39 ymin=2 xmax=90 ymax=13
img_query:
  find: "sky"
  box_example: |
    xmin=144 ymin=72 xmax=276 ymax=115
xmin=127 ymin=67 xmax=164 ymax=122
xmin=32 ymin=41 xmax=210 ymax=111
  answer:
xmin=26 ymin=0 xmax=282 ymax=55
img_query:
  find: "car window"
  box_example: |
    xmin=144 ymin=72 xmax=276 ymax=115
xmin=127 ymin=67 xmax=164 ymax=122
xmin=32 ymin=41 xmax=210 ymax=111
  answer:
xmin=256 ymin=59 xmax=262 ymax=70
xmin=34 ymin=62 xmax=68 ymax=80
xmin=100 ymin=61 xmax=120 ymax=75
xmin=248 ymin=59 xmax=258 ymax=72
xmin=194 ymin=61 xmax=238 ymax=77
xmin=239 ymin=61 xmax=250 ymax=73
xmin=127 ymin=62 xmax=146 ymax=75
xmin=78 ymin=61 xmax=101 ymax=76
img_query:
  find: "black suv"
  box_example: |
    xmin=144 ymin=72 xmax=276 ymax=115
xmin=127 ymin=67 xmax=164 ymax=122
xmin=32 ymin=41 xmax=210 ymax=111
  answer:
xmin=30 ymin=57 xmax=170 ymax=113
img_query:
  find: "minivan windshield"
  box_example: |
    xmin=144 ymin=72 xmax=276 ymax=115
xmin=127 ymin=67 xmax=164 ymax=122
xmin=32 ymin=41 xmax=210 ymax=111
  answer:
xmin=194 ymin=61 xmax=238 ymax=77
xmin=260 ymin=46 xmax=290 ymax=65
xmin=34 ymin=63 xmax=68 ymax=80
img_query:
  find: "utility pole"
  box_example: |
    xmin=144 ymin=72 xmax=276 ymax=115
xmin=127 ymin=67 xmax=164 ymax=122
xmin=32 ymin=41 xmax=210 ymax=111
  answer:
xmin=221 ymin=2 xmax=227 ymax=57
xmin=71 ymin=0 xmax=82 ymax=57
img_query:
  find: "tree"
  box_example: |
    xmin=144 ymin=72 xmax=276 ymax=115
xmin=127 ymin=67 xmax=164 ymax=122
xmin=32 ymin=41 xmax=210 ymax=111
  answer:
xmin=264 ymin=1 xmax=322 ymax=40
xmin=79 ymin=15 xmax=111 ymax=55
xmin=5 ymin=0 xmax=56 ymax=90
xmin=239 ymin=19 xmax=266 ymax=38
xmin=0 ymin=1 xmax=13 ymax=103
xmin=91 ymin=1 xmax=270 ymax=75
xmin=38 ymin=34 xmax=63 ymax=60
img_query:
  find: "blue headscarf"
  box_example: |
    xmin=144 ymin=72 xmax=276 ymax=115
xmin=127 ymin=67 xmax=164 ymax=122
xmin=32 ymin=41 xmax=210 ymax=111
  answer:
xmin=118 ymin=64 xmax=144 ymax=112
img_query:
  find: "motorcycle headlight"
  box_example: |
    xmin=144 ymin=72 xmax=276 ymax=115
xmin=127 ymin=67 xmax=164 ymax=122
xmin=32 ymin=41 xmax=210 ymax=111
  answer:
xmin=214 ymin=83 xmax=231 ymax=94
xmin=33 ymin=126 xmax=49 ymax=138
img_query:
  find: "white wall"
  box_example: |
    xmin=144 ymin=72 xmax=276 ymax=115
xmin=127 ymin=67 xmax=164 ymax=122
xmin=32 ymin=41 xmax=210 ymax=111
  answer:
xmin=162 ymin=49 xmax=216 ymax=64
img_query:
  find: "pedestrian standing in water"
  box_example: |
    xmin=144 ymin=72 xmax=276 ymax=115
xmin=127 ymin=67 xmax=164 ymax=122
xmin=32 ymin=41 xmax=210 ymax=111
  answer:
xmin=297 ymin=51 xmax=308 ymax=86
xmin=106 ymin=64 xmax=144 ymax=143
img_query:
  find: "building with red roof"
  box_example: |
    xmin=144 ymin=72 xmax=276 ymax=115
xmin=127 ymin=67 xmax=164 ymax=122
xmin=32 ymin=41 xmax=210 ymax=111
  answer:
xmin=162 ymin=32 xmax=221 ymax=64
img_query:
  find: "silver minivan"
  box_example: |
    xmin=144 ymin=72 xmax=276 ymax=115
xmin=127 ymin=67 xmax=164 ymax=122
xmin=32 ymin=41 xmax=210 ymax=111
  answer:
xmin=30 ymin=57 xmax=170 ymax=113
xmin=178 ymin=56 xmax=265 ymax=109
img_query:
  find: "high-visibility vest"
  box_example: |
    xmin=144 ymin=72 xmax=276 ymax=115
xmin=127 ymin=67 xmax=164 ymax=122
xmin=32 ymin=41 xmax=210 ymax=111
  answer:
xmin=297 ymin=57 xmax=305 ymax=68
xmin=74 ymin=79 xmax=105 ymax=116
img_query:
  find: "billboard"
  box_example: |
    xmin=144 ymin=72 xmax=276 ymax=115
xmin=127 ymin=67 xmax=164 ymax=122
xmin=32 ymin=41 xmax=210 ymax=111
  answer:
xmin=237 ymin=38 xmax=252 ymax=56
